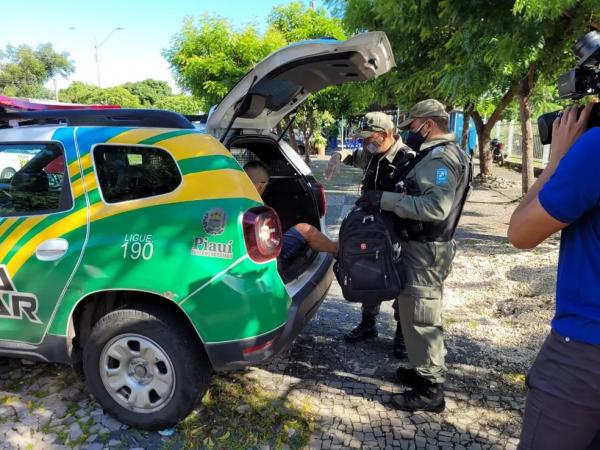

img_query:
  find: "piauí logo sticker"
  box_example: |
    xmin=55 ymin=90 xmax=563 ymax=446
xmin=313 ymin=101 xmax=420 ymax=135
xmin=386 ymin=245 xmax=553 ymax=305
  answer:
xmin=191 ymin=237 xmax=233 ymax=259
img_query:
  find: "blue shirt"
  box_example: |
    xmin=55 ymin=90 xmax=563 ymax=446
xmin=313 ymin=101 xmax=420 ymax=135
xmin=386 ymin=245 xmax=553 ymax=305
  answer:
xmin=539 ymin=127 xmax=600 ymax=344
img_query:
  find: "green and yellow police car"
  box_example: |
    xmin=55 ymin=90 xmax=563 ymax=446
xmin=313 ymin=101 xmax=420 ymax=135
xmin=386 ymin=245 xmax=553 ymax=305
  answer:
xmin=0 ymin=31 xmax=394 ymax=429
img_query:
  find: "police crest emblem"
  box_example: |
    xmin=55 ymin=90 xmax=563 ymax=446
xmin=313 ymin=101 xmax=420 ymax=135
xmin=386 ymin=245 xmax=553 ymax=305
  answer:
xmin=202 ymin=208 xmax=227 ymax=236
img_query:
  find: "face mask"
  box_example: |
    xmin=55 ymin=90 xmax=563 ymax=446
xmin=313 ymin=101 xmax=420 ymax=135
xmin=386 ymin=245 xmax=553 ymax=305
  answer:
xmin=405 ymin=123 xmax=427 ymax=151
xmin=364 ymin=134 xmax=384 ymax=154
xmin=365 ymin=142 xmax=380 ymax=154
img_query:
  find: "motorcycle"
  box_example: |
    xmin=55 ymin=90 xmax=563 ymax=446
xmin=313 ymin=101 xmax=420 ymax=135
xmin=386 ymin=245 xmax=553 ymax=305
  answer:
xmin=491 ymin=138 xmax=507 ymax=166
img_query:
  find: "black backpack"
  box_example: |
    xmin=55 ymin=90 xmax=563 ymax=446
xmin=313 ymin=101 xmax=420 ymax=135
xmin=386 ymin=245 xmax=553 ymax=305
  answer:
xmin=333 ymin=207 xmax=403 ymax=303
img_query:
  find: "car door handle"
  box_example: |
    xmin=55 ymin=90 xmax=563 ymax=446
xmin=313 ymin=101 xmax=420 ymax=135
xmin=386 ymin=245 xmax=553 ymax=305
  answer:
xmin=36 ymin=238 xmax=69 ymax=261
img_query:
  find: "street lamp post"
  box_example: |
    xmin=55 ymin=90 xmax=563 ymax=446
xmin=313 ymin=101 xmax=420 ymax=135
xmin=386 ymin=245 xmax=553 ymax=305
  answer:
xmin=94 ymin=27 xmax=124 ymax=87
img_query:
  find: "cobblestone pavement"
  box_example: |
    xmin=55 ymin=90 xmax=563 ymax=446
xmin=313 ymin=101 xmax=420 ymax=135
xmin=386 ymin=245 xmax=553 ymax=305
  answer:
xmin=0 ymin=157 xmax=526 ymax=449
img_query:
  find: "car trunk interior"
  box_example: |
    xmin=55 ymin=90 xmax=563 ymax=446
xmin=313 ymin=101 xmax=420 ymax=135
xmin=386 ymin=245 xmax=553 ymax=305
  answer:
xmin=227 ymin=136 xmax=320 ymax=282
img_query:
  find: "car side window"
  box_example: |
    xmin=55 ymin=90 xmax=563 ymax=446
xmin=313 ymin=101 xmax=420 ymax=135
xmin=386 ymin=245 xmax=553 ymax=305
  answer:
xmin=94 ymin=145 xmax=181 ymax=203
xmin=0 ymin=143 xmax=71 ymax=217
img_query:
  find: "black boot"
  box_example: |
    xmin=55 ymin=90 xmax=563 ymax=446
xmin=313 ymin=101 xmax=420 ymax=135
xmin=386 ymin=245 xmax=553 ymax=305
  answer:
xmin=395 ymin=367 xmax=423 ymax=387
xmin=390 ymin=381 xmax=445 ymax=413
xmin=393 ymin=323 xmax=407 ymax=359
xmin=344 ymin=314 xmax=377 ymax=343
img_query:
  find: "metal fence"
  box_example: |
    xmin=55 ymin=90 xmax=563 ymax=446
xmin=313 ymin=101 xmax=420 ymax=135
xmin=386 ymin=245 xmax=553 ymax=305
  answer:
xmin=492 ymin=120 xmax=549 ymax=165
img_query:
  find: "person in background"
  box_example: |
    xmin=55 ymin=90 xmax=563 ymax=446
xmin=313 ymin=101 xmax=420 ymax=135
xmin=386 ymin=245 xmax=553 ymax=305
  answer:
xmin=244 ymin=160 xmax=338 ymax=259
xmin=325 ymin=112 xmax=414 ymax=359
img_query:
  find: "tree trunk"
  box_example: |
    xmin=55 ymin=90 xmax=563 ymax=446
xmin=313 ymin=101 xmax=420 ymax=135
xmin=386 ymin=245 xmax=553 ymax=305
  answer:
xmin=302 ymin=129 xmax=313 ymax=166
xmin=285 ymin=116 xmax=299 ymax=153
xmin=461 ymin=108 xmax=472 ymax=152
xmin=518 ymin=94 xmax=535 ymax=195
xmin=518 ymin=65 xmax=537 ymax=195
xmin=471 ymin=80 xmax=520 ymax=177
xmin=472 ymin=111 xmax=492 ymax=176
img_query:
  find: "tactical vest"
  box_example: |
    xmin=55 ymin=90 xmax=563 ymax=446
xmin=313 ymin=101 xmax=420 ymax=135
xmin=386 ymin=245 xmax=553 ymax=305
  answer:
xmin=399 ymin=142 xmax=473 ymax=242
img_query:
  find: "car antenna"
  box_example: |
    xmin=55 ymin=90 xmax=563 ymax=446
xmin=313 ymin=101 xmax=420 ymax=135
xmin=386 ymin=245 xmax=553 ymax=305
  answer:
xmin=220 ymin=75 xmax=258 ymax=143
xmin=276 ymin=114 xmax=297 ymax=143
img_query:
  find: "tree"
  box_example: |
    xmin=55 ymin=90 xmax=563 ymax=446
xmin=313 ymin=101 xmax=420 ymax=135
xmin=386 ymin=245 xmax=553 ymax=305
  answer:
xmin=511 ymin=1 xmax=598 ymax=193
xmin=337 ymin=0 xmax=597 ymax=191
xmin=88 ymin=87 xmax=142 ymax=108
xmin=59 ymin=82 xmax=141 ymax=108
xmin=154 ymin=95 xmax=205 ymax=114
xmin=163 ymin=14 xmax=287 ymax=107
xmin=267 ymin=2 xmax=347 ymax=163
xmin=165 ymin=4 xmax=355 ymax=162
xmin=295 ymin=97 xmax=335 ymax=159
xmin=268 ymin=2 xmax=346 ymax=41
xmin=0 ymin=43 xmax=74 ymax=98
xmin=121 ymin=79 xmax=172 ymax=106
xmin=59 ymin=81 xmax=100 ymax=104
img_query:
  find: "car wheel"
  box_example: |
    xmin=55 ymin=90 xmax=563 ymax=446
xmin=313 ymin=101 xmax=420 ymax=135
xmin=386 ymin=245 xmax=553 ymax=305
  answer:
xmin=297 ymin=144 xmax=305 ymax=155
xmin=83 ymin=304 xmax=212 ymax=430
xmin=1 ymin=168 xmax=16 ymax=180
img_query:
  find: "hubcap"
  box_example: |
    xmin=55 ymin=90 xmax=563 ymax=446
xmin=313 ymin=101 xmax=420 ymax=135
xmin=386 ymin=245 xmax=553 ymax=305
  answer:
xmin=100 ymin=334 xmax=176 ymax=413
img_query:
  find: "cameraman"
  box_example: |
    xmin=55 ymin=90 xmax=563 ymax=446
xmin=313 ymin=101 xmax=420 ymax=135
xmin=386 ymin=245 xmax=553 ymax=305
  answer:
xmin=508 ymin=101 xmax=599 ymax=449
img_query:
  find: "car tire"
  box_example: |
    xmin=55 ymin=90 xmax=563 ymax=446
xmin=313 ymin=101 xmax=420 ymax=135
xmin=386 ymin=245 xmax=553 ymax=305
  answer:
xmin=82 ymin=304 xmax=212 ymax=430
xmin=1 ymin=167 xmax=16 ymax=179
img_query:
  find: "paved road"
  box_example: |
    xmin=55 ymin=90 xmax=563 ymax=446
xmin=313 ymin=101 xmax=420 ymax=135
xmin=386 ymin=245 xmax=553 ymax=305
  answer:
xmin=0 ymin=157 xmax=524 ymax=449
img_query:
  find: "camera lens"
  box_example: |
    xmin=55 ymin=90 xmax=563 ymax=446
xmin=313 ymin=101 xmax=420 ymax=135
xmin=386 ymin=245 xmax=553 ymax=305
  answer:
xmin=573 ymin=31 xmax=600 ymax=67
xmin=537 ymin=111 xmax=560 ymax=145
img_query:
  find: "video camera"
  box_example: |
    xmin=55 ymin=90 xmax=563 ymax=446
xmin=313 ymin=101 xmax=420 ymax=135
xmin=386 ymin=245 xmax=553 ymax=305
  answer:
xmin=538 ymin=31 xmax=600 ymax=145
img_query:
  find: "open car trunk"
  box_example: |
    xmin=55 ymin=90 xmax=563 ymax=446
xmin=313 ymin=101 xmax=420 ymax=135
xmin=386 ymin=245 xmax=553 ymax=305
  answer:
xmin=228 ymin=135 xmax=323 ymax=282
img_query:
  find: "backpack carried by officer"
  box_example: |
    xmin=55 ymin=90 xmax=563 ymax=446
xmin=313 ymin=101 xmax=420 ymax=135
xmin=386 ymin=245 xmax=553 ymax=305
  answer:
xmin=333 ymin=207 xmax=403 ymax=303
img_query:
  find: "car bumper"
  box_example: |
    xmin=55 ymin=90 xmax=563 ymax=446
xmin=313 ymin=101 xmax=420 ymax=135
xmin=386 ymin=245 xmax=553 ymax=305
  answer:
xmin=205 ymin=251 xmax=334 ymax=371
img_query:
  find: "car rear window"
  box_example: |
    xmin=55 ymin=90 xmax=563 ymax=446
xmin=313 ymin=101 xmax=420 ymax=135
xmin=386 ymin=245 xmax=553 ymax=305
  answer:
xmin=0 ymin=143 xmax=71 ymax=217
xmin=93 ymin=145 xmax=181 ymax=203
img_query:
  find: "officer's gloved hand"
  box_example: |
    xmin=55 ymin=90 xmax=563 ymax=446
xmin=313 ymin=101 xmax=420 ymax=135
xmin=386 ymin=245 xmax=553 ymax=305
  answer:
xmin=356 ymin=190 xmax=383 ymax=213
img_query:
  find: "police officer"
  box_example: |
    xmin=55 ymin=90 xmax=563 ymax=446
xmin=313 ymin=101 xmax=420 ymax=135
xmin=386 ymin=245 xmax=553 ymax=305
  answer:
xmin=325 ymin=112 xmax=415 ymax=359
xmin=356 ymin=99 xmax=471 ymax=412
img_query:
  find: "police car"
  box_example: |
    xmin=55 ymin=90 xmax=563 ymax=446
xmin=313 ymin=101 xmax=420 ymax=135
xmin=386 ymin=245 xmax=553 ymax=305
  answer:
xmin=0 ymin=31 xmax=394 ymax=429
xmin=0 ymin=148 xmax=34 ymax=180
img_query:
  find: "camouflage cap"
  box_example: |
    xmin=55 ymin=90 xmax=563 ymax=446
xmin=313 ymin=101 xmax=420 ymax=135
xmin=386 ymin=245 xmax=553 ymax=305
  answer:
xmin=398 ymin=99 xmax=449 ymax=129
xmin=354 ymin=112 xmax=394 ymax=138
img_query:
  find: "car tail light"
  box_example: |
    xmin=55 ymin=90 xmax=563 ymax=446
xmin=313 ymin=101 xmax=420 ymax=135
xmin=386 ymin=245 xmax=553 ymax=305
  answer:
xmin=314 ymin=182 xmax=327 ymax=217
xmin=243 ymin=207 xmax=282 ymax=263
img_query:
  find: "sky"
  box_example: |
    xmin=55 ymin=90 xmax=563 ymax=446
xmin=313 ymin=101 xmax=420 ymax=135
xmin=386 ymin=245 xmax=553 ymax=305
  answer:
xmin=1 ymin=0 xmax=323 ymax=94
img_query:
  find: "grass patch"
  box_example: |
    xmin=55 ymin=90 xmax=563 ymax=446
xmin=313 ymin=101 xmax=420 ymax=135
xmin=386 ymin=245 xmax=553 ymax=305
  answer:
xmin=33 ymin=389 xmax=50 ymax=399
xmin=57 ymin=429 xmax=69 ymax=444
xmin=176 ymin=374 xmax=315 ymax=450
xmin=40 ymin=419 xmax=52 ymax=435
xmin=502 ymin=372 xmax=526 ymax=386
xmin=468 ymin=320 xmax=480 ymax=330
xmin=26 ymin=399 xmax=41 ymax=413
xmin=498 ymin=371 xmax=528 ymax=394
xmin=5 ymin=378 xmax=25 ymax=393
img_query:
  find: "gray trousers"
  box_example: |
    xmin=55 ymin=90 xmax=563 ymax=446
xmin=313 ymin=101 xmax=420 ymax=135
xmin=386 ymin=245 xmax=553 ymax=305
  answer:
xmin=518 ymin=332 xmax=600 ymax=450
